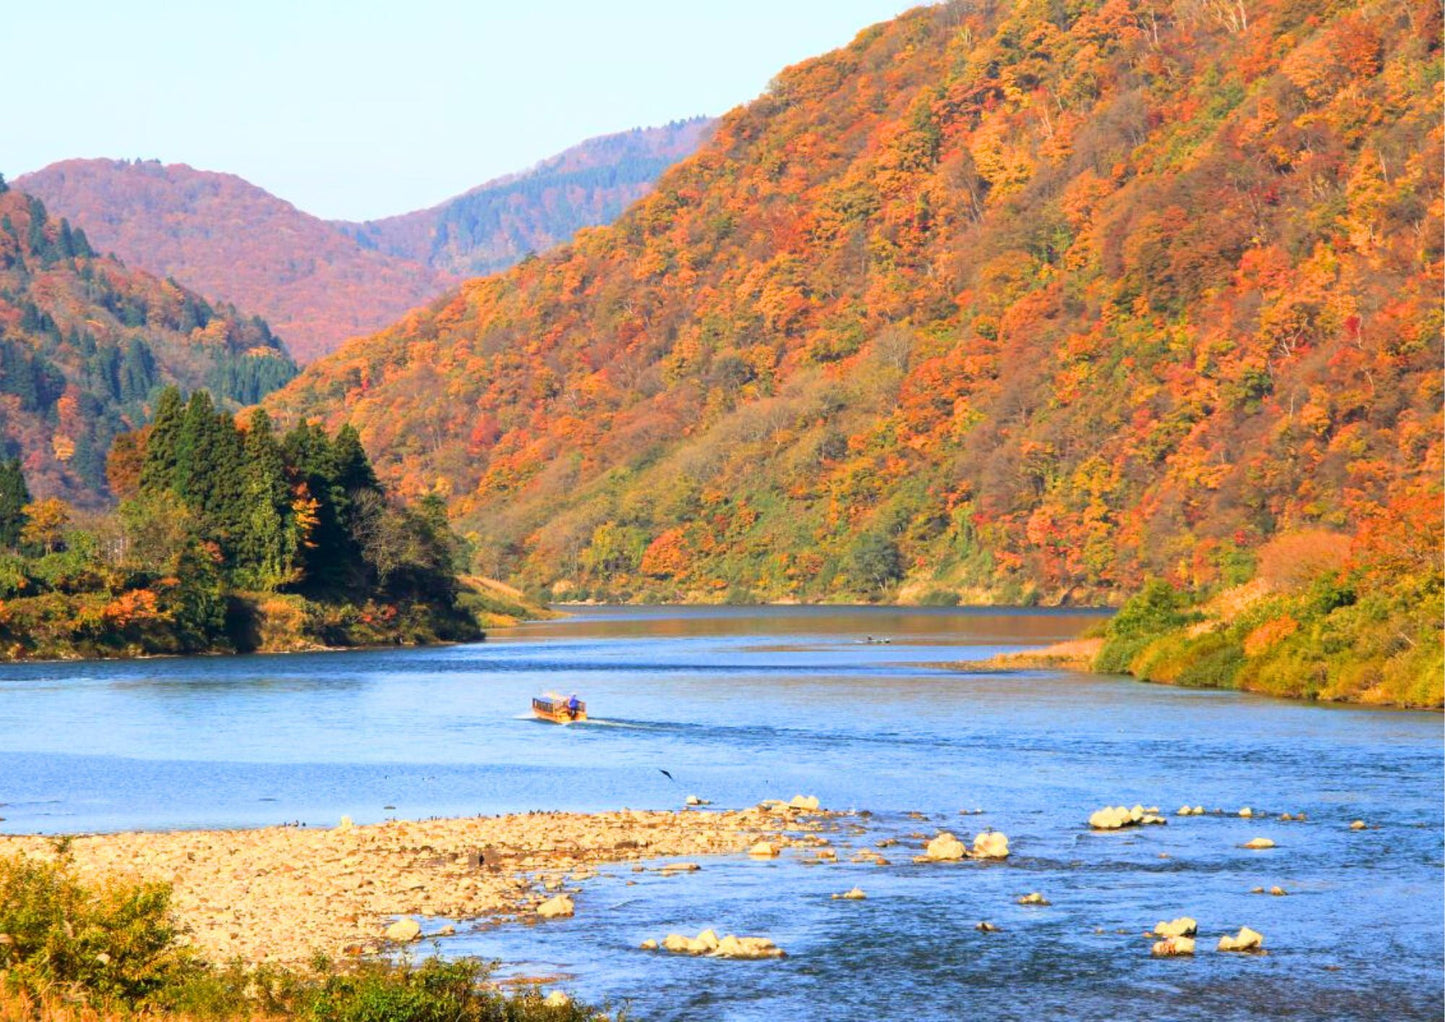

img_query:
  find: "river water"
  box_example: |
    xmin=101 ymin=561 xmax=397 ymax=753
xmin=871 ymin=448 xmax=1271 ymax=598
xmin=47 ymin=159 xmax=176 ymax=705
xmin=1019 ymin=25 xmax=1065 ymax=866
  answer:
xmin=1 ymin=606 xmax=1440 ymax=1020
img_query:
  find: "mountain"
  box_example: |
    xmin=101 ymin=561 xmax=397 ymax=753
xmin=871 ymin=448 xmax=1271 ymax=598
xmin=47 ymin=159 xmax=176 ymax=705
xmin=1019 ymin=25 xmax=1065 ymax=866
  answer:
xmin=0 ymin=181 xmax=295 ymax=502
xmin=15 ymin=159 xmax=443 ymax=365
xmin=268 ymin=0 xmax=1440 ymax=625
xmin=17 ymin=121 xmax=714 ymax=364
xmin=333 ymin=117 xmax=715 ymax=278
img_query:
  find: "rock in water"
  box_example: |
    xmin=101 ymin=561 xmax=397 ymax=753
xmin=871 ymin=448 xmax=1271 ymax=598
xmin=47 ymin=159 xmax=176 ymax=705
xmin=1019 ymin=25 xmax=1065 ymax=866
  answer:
xmin=1350 ymin=820 xmax=1367 ymax=830
xmin=1017 ymin=892 xmax=1050 ymax=906
xmin=1243 ymin=837 xmax=1276 ymax=849
xmin=384 ymin=918 xmax=421 ymax=942
xmin=537 ymin=894 xmax=574 ymax=919
xmin=924 ymin=832 xmax=967 ymax=860
xmin=975 ymin=921 xmax=1000 ymax=932
xmin=972 ymin=831 xmax=1010 ymax=859
xmin=640 ymin=938 xmax=658 ymax=950
xmin=1152 ymin=935 xmax=1196 ymax=956
xmin=1154 ymin=917 xmax=1198 ymax=938
xmin=748 ymin=841 xmax=779 ymax=858
xmin=1239 ymin=807 xmax=1254 ymax=818
xmin=833 ymin=887 xmax=867 ymax=900
xmin=789 ymin=794 xmax=821 ymax=811
xmin=1218 ymin=926 xmax=1264 ymax=952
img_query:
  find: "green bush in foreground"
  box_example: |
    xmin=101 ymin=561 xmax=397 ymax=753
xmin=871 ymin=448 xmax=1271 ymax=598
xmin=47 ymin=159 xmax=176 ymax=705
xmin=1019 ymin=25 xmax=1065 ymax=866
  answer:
xmin=0 ymin=852 xmax=604 ymax=1021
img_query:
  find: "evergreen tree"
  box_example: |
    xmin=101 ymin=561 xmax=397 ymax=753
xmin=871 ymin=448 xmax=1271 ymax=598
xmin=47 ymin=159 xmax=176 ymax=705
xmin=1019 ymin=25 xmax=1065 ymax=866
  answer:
xmin=140 ymin=386 xmax=185 ymax=493
xmin=236 ymin=410 xmax=295 ymax=589
xmin=0 ymin=457 xmax=31 ymax=548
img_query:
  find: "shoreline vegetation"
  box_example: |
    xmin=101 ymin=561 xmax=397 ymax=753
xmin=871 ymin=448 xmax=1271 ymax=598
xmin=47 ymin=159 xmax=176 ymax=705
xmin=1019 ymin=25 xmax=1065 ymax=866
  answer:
xmin=0 ymin=387 xmax=550 ymax=663
xmin=0 ymin=807 xmax=829 ymax=1020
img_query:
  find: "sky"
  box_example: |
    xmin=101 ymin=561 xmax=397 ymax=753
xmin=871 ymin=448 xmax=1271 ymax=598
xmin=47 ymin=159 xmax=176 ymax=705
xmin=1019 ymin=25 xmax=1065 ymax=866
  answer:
xmin=7 ymin=0 xmax=923 ymax=221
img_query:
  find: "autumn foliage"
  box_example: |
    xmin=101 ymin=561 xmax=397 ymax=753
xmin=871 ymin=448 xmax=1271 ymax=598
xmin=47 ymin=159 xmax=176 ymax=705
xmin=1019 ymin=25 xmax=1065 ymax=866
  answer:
xmin=268 ymin=0 xmax=1439 ymax=627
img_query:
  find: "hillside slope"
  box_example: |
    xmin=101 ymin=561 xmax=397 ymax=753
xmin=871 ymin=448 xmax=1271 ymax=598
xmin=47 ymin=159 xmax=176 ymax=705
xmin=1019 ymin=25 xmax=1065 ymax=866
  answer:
xmin=269 ymin=0 xmax=1441 ymax=618
xmin=0 ymin=182 xmax=295 ymax=501
xmin=335 ymin=117 xmax=715 ymax=278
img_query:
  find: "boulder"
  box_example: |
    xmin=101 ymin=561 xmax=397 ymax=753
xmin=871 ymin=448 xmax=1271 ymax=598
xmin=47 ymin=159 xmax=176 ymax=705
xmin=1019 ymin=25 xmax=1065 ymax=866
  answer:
xmin=924 ymin=832 xmax=967 ymax=860
xmin=1177 ymin=806 xmax=1194 ymax=816
xmin=1151 ymin=936 xmax=1196 ymax=956
xmin=1269 ymin=886 xmax=1288 ymax=896
xmin=1153 ymin=917 xmax=1197 ymax=938
xmin=1238 ymin=807 xmax=1254 ymax=818
xmin=685 ymin=795 xmax=711 ymax=806
xmin=832 ymin=887 xmax=867 ymax=900
xmin=1017 ymin=892 xmax=1050 ymax=906
xmin=1242 ymin=837 xmax=1276 ymax=849
xmin=972 ymin=831 xmax=1010 ymax=859
xmin=1218 ymin=926 xmax=1264 ymax=952
xmin=384 ymin=918 xmax=421 ymax=943
xmin=537 ymin=895 xmax=574 ymax=919
xmin=789 ymin=794 xmax=821 ymax=811
xmin=975 ymin=921 xmax=1000 ymax=932
xmin=693 ymin=928 xmax=720 ymax=952
xmin=1349 ymin=820 xmax=1367 ymax=830
xmin=1089 ymin=806 xmax=1132 ymax=830
xmin=1193 ymin=805 xmax=1205 ymax=815
xmin=748 ymin=841 xmax=779 ymax=858
xmin=543 ymin=992 xmax=570 ymax=1007
xmin=714 ymin=935 xmax=784 ymax=959
xmin=662 ymin=933 xmax=694 ymax=953
xmin=640 ymin=939 xmax=658 ymax=950
xmin=337 ymin=815 xmax=354 ymax=831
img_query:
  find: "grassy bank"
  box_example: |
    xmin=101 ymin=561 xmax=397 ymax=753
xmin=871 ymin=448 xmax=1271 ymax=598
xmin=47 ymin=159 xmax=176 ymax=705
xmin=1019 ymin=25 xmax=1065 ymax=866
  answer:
xmin=1093 ymin=510 xmax=1443 ymax=709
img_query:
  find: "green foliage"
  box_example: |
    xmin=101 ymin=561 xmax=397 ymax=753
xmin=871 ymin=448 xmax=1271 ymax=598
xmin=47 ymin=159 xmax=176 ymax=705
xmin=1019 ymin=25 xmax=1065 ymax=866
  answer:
xmin=1095 ymin=578 xmax=1194 ymax=674
xmin=0 ymin=851 xmax=197 ymax=1003
xmin=0 ymin=456 xmax=30 ymax=548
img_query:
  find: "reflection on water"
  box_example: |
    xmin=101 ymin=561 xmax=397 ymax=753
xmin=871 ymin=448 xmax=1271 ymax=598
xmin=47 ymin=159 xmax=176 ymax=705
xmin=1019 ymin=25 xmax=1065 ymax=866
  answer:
xmin=0 ymin=605 xmax=1439 ymax=1021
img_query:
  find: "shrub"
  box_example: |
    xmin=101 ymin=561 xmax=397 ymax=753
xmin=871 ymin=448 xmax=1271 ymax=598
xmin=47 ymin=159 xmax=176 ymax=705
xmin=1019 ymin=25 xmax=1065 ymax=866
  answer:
xmin=0 ymin=850 xmax=199 ymax=1004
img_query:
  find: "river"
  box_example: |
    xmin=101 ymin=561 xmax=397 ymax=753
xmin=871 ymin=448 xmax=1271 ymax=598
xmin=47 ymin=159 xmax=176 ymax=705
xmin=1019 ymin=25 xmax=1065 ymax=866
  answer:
xmin=1 ymin=606 xmax=1440 ymax=1020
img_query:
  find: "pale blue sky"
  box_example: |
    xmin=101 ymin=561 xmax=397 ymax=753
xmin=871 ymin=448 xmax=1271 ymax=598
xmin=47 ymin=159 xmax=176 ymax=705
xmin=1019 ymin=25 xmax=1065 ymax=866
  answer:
xmin=7 ymin=1 xmax=923 ymax=221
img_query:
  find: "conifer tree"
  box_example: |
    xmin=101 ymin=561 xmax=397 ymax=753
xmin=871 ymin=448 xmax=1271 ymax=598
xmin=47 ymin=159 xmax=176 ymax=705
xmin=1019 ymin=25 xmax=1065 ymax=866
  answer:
xmin=0 ymin=457 xmax=31 ymax=548
xmin=140 ymin=386 xmax=185 ymax=493
xmin=237 ymin=409 xmax=295 ymax=589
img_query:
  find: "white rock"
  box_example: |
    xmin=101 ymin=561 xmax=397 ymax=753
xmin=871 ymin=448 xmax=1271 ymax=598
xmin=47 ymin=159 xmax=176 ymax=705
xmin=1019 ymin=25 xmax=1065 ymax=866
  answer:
xmin=833 ymin=887 xmax=867 ymax=900
xmin=1239 ymin=807 xmax=1253 ymax=818
xmin=640 ymin=938 xmax=658 ymax=950
xmin=923 ymin=832 xmax=966 ymax=860
xmin=1242 ymin=837 xmax=1276 ymax=849
xmin=537 ymin=894 xmax=574 ymax=919
xmin=543 ymin=991 xmax=570 ymax=1007
xmin=972 ymin=831 xmax=1010 ymax=859
xmin=1218 ymin=926 xmax=1264 ymax=952
xmin=1152 ymin=935 xmax=1196 ymax=956
xmin=1154 ymin=917 xmax=1197 ymax=938
xmin=384 ymin=918 xmax=421 ymax=942
xmin=788 ymin=794 xmax=821 ymax=811
xmin=748 ymin=841 xmax=779 ymax=858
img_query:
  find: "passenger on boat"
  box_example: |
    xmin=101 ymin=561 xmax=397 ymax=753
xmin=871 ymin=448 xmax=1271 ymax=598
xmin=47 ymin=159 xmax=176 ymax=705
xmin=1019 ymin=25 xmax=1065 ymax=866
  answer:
xmin=567 ymin=694 xmax=581 ymax=720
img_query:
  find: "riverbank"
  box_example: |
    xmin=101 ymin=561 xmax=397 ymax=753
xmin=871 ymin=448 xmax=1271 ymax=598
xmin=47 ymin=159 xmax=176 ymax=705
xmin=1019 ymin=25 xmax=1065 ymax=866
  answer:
xmin=0 ymin=807 xmax=828 ymax=965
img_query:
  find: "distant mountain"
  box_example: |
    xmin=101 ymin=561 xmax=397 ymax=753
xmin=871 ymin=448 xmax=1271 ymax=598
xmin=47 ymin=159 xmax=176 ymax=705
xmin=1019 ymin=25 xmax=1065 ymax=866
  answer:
xmin=16 ymin=159 xmax=442 ymax=365
xmin=333 ymin=117 xmax=715 ymax=278
xmin=17 ymin=120 xmax=714 ymax=363
xmin=0 ymin=181 xmax=295 ymax=502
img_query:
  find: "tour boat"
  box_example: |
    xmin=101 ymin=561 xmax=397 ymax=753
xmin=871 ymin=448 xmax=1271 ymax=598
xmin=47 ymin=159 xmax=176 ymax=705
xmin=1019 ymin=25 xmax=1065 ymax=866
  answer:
xmin=532 ymin=691 xmax=586 ymax=724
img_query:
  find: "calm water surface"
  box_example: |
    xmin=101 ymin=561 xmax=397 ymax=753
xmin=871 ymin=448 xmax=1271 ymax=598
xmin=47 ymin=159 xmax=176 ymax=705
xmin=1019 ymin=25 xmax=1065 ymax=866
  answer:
xmin=1 ymin=606 xmax=1440 ymax=1020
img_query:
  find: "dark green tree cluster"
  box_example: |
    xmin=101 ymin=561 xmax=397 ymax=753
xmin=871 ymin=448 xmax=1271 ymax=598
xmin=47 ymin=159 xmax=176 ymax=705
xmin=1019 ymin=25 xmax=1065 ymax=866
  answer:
xmin=134 ymin=386 xmax=461 ymax=603
xmin=0 ymin=457 xmax=30 ymax=548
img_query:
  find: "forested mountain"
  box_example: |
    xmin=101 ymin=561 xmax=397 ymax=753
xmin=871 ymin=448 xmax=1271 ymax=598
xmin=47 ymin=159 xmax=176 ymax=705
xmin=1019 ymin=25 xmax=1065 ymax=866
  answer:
xmin=0 ymin=181 xmax=295 ymax=503
xmin=271 ymin=0 xmax=1438 ymax=700
xmin=333 ymin=117 xmax=716 ymax=278
xmin=18 ymin=122 xmax=713 ymax=363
